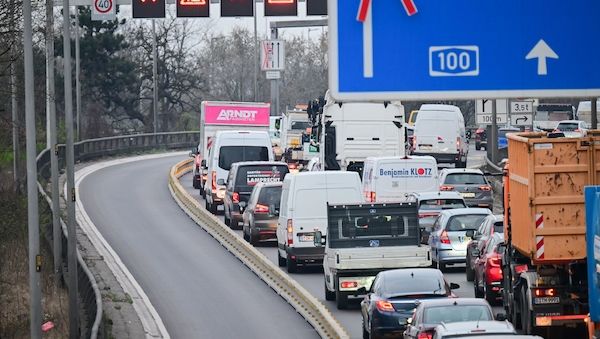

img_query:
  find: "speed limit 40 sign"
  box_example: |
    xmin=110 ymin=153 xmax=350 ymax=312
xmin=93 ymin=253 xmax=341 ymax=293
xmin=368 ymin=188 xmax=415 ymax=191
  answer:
xmin=92 ymin=0 xmax=116 ymax=21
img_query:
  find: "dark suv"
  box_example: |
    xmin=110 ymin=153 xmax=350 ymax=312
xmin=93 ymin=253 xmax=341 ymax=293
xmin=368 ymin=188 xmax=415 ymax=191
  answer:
xmin=223 ymin=161 xmax=289 ymax=229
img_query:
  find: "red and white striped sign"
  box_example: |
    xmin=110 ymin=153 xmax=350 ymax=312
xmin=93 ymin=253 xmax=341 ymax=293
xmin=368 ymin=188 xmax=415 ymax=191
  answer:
xmin=357 ymin=0 xmax=418 ymax=22
xmin=535 ymin=213 xmax=544 ymax=259
xmin=206 ymin=136 xmax=213 ymax=151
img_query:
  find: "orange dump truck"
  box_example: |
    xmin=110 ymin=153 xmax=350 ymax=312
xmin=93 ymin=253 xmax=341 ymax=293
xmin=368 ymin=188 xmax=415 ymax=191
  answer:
xmin=502 ymin=131 xmax=600 ymax=338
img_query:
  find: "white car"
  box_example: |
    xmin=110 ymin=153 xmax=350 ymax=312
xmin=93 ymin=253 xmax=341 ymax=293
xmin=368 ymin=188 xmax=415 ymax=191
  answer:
xmin=554 ymin=120 xmax=589 ymax=138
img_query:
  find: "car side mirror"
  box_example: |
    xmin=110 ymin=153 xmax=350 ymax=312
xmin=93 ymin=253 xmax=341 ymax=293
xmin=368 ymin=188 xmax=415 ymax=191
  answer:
xmin=313 ymin=231 xmax=324 ymax=247
xmin=217 ymin=179 xmax=225 ymax=186
xmin=495 ymin=313 xmax=507 ymax=321
xmin=465 ymin=230 xmax=475 ymax=238
xmin=450 ymin=282 xmax=460 ymax=290
xmin=201 ymin=159 xmax=206 ymax=167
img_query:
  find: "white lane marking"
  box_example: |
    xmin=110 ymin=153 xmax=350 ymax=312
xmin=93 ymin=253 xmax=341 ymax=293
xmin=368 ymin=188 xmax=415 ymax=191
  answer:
xmin=74 ymin=152 xmax=184 ymax=339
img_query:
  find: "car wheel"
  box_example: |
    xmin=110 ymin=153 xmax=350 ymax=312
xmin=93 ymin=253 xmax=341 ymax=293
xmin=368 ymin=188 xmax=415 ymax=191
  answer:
xmin=277 ymin=250 xmax=286 ymax=267
xmin=230 ymin=218 xmax=240 ymax=230
xmin=465 ymin=254 xmax=475 ymax=282
xmin=210 ymin=202 xmax=217 ymax=214
xmin=249 ymin=229 xmax=257 ymax=245
xmin=200 ymin=185 xmax=206 ymax=198
xmin=286 ymin=254 xmax=298 ymax=273
xmin=193 ymin=178 xmax=200 ymax=189
xmin=484 ymin=281 xmax=496 ymax=304
xmin=224 ymin=209 xmax=231 ymax=226
xmin=476 ymin=144 xmax=481 ymax=151
xmin=436 ymin=258 xmax=446 ymax=272
xmin=474 ymin=276 xmax=484 ymax=298
xmin=335 ymin=277 xmax=348 ymax=309
xmin=324 ymin=279 xmax=335 ymax=301
xmin=362 ymin=319 xmax=369 ymax=339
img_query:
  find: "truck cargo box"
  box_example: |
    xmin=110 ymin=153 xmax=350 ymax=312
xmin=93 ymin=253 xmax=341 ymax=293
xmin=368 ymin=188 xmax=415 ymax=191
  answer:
xmin=506 ymin=131 xmax=600 ymax=263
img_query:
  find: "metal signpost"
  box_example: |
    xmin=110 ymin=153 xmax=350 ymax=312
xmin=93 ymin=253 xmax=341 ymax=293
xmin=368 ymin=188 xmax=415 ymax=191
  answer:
xmin=329 ymin=0 xmax=600 ymax=100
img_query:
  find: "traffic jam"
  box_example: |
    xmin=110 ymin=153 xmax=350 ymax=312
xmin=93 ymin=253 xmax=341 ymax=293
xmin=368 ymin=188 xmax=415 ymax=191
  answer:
xmin=185 ymin=98 xmax=600 ymax=339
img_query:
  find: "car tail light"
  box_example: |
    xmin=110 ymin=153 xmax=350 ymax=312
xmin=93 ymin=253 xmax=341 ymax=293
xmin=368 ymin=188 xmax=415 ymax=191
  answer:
xmin=212 ymin=171 xmax=217 ymax=190
xmin=369 ymin=191 xmax=376 ymax=202
xmin=440 ymin=185 xmax=454 ymax=191
xmin=478 ymin=185 xmax=491 ymax=191
xmin=288 ymin=163 xmax=297 ymax=170
xmin=255 ymin=204 xmax=269 ymax=213
xmin=456 ymin=136 xmax=461 ymax=151
xmin=375 ymin=300 xmax=395 ymax=312
xmin=419 ymin=212 xmax=438 ymax=219
xmin=232 ymin=192 xmax=240 ymax=203
xmin=418 ymin=332 xmax=433 ymax=339
xmin=286 ymin=219 xmax=293 ymax=245
xmin=476 ymin=128 xmax=484 ymax=134
xmin=515 ymin=264 xmax=528 ymax=274
xmin=534 ymin=288 xmax=557 ymax=297
xmin=440 ymin=230 xmax=451 ymax=244
xmin=341 ymin=281 xmax=358 ymax=289
xmin=489 ymin=256 xmax=501 ymax=267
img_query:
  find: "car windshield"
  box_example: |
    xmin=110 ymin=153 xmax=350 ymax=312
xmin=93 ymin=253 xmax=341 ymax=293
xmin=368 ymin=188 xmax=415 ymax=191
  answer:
xmin=290 ymin=121 xmax=311 ymax=130
xmin=419 ymin=199 xmax=466 ymax=211
xmin=383 ymin=274 xmax=446 ymax=298
xmin=218 ymin=146 xmax=269 ymax=170
xmin=556 ymin=122 xmax=580 ymax=131
xmin=446 ymin=215 xmax=488 ymax=231
xmin=257 ymin=186 xmax=282 ymax=206
xmin=423 ymin=305 xmax=492 ymax=324
xmin=444 ymin=173 xmax=486 ymax=185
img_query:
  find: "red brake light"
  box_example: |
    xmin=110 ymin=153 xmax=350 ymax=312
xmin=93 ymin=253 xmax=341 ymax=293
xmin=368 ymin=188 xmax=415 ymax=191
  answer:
xmin=232 ymin=192 xmax=240 ymax=203
xmin=370 ymin=191 xmax=376 ymax=202
xmin=341 ymin=281 xmax=358 ymax=289
xmin=375 ymin=300 xmax=395 ymax=312
xmin=418 ymin=332 xmax=433 ymax=339
xmin=478 ymin=185 xmax=492 ymax=191
xmin=419 ymin=212 xmax=439 ymax=219
xmin=255 ymin=203 xmax=269 ymax=213
xmin=456 ymin=136 xmax=461 ymax=150
xmin=440 ymin=185 xmax=454 ymax=191
xmin=212 ymin=171 xmax=217 ymax=190
xmin=288 ymin=163 xmax=297 ymax=169
xmin=440 ymin=230 xmax=451 ymax=244
xmin=286 ymin=219 xmax=293 ymax=245
xmin=515 ymin=264 xmax=528 ymax=274
xmin=534 ymin=288 xmax=557 ymax=297
xmin=488 ymin=255 xmax=501 ymax=267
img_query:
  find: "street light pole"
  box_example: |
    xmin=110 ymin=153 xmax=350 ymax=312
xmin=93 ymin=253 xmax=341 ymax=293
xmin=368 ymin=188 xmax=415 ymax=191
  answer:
xmin=75 ymin=7 xmax=82 ymax=140
xmin=253 ymin=0 xmax=258 ymax=102
xmin=23 ymin=0 xmax=42 ymax=336
xmin=62 ymin=0 xmax=79 ymax=336
xmin=152 ymin=20 xmax=159 ymax=135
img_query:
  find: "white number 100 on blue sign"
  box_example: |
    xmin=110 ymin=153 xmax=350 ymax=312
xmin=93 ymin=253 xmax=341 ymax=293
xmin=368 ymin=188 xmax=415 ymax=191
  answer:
xmin=429 ymin=46 xmax=479 ymax=77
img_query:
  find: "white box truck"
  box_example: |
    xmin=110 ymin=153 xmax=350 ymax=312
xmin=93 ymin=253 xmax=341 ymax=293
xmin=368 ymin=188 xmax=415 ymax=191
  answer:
xmin=193 ymin=101 xmax=270 ymax=195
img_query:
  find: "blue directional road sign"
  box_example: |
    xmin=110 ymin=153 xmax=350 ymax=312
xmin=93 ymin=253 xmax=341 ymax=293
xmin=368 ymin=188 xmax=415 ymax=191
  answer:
xmin=328 ymin=0 xmax=600 ymax=100
xmin=586 ymin=186 xmax=600 ymax=322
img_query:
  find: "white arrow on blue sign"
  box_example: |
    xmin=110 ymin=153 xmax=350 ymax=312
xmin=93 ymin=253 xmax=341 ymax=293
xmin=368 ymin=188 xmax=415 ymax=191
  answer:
xmin=328 ymin=0 xmax=600 ymax=101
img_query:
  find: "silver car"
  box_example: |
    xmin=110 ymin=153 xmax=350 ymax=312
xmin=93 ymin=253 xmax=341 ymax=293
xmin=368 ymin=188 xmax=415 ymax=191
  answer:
xmin=428 ymin=208 xmax=492 ymax=270
xmin=432 ymin=320 xmax=516 ymax=339
xmin=439 ymin=169 xmax=494 ymax=209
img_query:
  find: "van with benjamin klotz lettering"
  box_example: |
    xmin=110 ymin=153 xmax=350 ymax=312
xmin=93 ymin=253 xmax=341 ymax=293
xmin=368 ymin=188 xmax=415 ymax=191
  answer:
xmin=362 ymin=156 xmax=439 ymax=202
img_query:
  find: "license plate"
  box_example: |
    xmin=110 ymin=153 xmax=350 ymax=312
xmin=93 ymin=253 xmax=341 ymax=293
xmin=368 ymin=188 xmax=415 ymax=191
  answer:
xmin=534 ymin=297 xmax=560 ymax=305
xmin=461 ymin=192 xmax=476 ymax=198
xmin=299 ymin=234 xmax=314 ymax=242
xmin=420 ymin=145 xmax=433 ymax=150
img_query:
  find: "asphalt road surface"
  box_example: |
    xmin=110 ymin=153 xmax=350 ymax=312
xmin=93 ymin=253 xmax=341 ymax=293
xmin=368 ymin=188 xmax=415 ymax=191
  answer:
xmin=180 ymin=144 xmax=502 ymax=338
xmin=79 ymin=155 xmax=318 ymax=339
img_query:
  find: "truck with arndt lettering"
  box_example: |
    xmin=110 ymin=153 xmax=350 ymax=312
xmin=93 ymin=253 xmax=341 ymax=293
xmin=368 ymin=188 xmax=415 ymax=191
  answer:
xmin=314 ymin=202 xmax=431 ymax=309
xmin=502 ymin=131 xmax=600 ymax=338
xmin=192 ymin=101 xmax=271 ymax=196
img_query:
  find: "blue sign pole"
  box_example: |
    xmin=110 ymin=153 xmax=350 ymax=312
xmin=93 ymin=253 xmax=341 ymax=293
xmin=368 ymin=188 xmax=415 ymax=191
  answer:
xmin=329 ymin=0 xmax=600 ymax=100
xmin=586 ymin=186 xmax=600 ymax=322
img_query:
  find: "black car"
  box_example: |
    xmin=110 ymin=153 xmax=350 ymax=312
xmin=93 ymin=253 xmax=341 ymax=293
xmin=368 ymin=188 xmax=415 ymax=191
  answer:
xmin=242 ymin=182 xmax=282 ymax=245
xmin=223 ymin=161 xmax=288 ymax=229
xmin=360 ymin=268 xmax=459 ymax=339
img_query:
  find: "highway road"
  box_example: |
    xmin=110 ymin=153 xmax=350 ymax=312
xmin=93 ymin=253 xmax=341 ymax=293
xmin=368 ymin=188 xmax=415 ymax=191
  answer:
xmin=179 ymin=144 xmax=500 ymax=338
xmin=78 ymin=155 xmax=319 ymax=339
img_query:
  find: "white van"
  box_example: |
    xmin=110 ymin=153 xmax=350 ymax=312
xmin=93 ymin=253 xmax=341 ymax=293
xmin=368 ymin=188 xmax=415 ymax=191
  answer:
xmin=276 ymin=171 xmax=363 ymax=273
xmin=362 ymin=156 xmax=439 ymax=202
xmin=413 ymin=104 xmax=468 ymax=168
xmin=204 ymin=130 xmax=274 ymax=213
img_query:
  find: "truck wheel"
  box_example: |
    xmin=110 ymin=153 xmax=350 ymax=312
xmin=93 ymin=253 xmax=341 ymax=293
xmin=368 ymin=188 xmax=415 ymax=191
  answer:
xmin=335 ymin=277 xmax=348 ymax=309
xmin=286 ymin=254 xmax=298 ymax=273
xmin=324 ymin=279 xmax=336 ymax=301
xmin=520 ymin=286 xmax=533 ymax=334
xmin=277 ymin=250 xmax=286 ymax=267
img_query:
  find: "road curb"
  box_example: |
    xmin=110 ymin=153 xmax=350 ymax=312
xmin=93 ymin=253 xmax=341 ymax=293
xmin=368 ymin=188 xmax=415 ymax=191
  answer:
xmin=168 ymin=159 xmax=350 ymax=339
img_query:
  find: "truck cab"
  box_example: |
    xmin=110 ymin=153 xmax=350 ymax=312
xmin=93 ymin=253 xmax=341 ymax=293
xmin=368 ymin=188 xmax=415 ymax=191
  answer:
xmin=316 ymin=202 xmax=431 ymax=309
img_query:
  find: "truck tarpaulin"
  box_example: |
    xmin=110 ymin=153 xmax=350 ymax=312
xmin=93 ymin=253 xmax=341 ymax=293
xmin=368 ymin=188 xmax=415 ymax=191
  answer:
xmin=204 ymin=103 xmax=270 ymax=126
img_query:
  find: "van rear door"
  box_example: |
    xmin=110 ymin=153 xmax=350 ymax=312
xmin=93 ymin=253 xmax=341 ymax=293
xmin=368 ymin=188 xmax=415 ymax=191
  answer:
xmin=375 ymin=158 xmax=439 ymax=201
xmin=415 ymin=116 xmax=458 ymax=154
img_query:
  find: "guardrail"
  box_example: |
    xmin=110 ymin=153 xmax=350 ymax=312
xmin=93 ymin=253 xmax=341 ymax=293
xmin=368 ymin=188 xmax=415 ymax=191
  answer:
xmin=36 ymin=131 xmax=199 ymax=339
xmin=168 ymin=159 xmax=349 ymax=339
